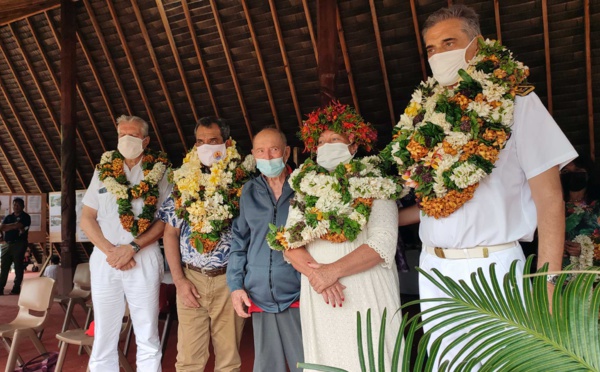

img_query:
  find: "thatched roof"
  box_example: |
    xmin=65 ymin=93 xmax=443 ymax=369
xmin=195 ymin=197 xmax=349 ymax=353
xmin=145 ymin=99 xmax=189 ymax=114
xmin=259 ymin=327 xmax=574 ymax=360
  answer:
xmin=0 ymin=0 xmax=597 ymax=194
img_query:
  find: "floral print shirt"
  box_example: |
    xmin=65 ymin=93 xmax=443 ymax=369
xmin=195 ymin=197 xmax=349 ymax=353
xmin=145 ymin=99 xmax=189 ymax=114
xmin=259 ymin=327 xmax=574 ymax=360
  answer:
xmin=158 ymin=196 xmax=232 ymax=269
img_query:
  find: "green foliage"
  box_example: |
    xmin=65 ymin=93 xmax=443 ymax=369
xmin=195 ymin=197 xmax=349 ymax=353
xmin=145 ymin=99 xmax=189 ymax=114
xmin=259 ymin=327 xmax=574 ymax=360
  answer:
xmin=299 ymin=256 xmax=600 ymax=371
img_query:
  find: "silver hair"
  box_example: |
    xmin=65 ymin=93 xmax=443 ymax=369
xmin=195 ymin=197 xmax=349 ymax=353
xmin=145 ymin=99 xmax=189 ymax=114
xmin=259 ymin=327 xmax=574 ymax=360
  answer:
xmin=422 ymin=4 xmax=481 ymax=40
xmin=116 ymin=115 xmax=149 ymax=137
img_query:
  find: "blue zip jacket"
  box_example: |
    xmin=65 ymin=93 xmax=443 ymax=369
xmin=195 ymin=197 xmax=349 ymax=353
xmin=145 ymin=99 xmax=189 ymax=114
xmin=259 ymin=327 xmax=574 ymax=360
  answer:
xmin=226 ymin=174 xmax=301 ymax=313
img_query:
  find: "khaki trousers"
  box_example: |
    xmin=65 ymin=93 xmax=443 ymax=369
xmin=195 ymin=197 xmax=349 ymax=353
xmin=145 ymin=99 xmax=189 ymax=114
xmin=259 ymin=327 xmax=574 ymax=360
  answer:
xmin=175 ymin=268 xmax=245 ymax=372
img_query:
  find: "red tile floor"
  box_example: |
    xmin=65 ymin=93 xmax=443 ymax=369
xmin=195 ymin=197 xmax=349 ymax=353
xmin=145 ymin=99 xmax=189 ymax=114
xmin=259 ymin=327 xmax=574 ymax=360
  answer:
xmin=0 ymin=270 xmax=255 ymax=372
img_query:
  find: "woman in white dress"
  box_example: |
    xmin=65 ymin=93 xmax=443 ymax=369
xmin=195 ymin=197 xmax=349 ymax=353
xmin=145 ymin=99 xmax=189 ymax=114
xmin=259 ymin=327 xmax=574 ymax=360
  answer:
xmin=275 ymin=102 xmax=403 ymax=371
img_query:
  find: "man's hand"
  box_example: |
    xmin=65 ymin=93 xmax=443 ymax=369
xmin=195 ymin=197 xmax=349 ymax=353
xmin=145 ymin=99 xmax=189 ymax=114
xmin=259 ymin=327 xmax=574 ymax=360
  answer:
xmin=320 ymin=281 xmax=346 ymax=307
xmin=106 ymin=245 xmax=135 ymax=270
xmin=119 ymin=258 xmax=136 ymax=271
xmin=307 ymin=262 xmax=340 ymax=294
xmin=230 ymin=289 xmax=251 ymax=318
xmin=564 ymin=241 xmax=581 ymax=257
xmin=174 ymin=276 xmax=201 ymax=308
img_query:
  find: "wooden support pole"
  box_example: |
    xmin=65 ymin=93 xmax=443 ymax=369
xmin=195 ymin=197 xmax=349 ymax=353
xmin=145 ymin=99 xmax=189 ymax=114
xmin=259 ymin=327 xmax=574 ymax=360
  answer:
xmin=493 ymin=0 xmax=502 ymax=44
xmin=317 ymin=0 xmax=337 ymax=106
xmin=60 ymin=0 xmax=78 ymax=288
xmin=541 ymin=0 xmax=553 ymax=114
xmin=584 ymin=0 xmax=595 ymax=162
xmin=410 ymin=0 xmax=427 ymax=82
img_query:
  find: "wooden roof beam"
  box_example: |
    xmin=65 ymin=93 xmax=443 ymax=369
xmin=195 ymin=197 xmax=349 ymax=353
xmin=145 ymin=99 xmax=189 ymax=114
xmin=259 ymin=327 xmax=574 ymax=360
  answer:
xmin=156 ymin=0 xmax=199 ymax=123
xmin=130 ymin=0 xmax=187 ymax=151
xmin=318 ymin=0 xmax=336 ymax=106
xmin=181 ymin=0 xmax=219 ymax=117
xmin=76 ymin=32 xmax=116 ymax=126
xmin=0 ymin=161 xmax=14 ymax=192
xmin=493 ymin=0 xmax=502 ymax=44
xmin=0 ymin=40 xmax=55 ymax=190
xmin=541 ymin=0 xmax=553 ymax=114
xmin=40 ymin=16 xmax=104 ymax=169
xmin=584 ymin=0 xmax=595 ymax=161
xmin=79 ymin=1 xmax=133 ymax=115
xmin=241 ymin=0 xmax=280 ymax=130
xmin=10 ymin=23 xmax=87 ymax=187
xmin=301 ymin=0 xmax=318 ymax=62
xmin=336 ymin=7 xmax=360 ymax=114
xmin=0 ymin=0 xmax=60 ymax=26
xmin=105 ymin=0 xmax=166 ymax=151
xmin=0 ymin=104 xmax=43 ymax=192
xmin=409 ymin=0 xmax=427 ymax=82
xmin=268 ymin=0 xmax=302 ymax=126
xmin=0 ymin=133 xmax=26 ymax=192
xmin=369 ymin=0 xmax=395 ymax=125
xmin=208 ymin=0 xmax=253 ymax=140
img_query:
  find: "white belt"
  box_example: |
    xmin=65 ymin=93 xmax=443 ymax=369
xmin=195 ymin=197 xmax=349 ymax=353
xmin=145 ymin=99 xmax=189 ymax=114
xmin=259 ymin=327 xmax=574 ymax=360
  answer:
xmin=425 ymin=242 xmax=517 ymax=259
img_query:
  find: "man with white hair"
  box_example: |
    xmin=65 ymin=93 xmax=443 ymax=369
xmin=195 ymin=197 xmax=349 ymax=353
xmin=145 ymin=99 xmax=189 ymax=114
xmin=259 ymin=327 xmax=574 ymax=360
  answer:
xmin=81 ymin=115 xmax=171 ymax=371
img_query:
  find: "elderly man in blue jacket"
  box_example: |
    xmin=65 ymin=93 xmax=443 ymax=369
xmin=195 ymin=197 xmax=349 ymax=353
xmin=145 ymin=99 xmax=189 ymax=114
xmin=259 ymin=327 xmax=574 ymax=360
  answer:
xmin=227 ymin=127 xmax=303 ymax=372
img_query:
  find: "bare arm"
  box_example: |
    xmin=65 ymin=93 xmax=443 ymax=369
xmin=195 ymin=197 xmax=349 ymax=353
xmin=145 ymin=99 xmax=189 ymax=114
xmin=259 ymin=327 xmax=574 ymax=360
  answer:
xmin=398 ymin=204 xmax=420 ymax=226
xmin=79 ymin=205 xmax=116 ymax=255
xmin=529 ymin=166 xmax=564 ymax=273
xmin=163 ymin=223 xmax=200 ymax=308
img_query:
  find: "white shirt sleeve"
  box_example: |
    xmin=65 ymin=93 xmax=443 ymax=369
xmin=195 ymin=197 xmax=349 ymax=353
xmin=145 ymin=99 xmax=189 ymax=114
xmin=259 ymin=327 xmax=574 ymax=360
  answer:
xmin=156 ymin=171 xmax=173 ymax=218
xmin=514 ymin=92 xmax=578 ymax=179
xmin=82 ymin=169 xmax=101 ymax=210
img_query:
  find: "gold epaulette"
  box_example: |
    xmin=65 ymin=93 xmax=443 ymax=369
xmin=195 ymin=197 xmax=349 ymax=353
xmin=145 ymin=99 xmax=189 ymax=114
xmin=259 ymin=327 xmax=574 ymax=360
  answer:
xmin=515 ymin=85 xmax=535 ymax=96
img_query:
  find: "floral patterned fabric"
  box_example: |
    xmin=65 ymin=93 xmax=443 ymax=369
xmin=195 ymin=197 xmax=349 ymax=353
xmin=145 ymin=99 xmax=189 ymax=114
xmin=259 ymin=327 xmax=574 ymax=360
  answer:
xmin=158 ymin=196 xmax=231 ymax=269
xmin=564 ymin=200 xmax=600 ymax=267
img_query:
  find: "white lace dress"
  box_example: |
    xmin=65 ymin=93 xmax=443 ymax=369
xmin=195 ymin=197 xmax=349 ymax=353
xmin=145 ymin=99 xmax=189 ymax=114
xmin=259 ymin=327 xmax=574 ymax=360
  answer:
xmin=300 ymin=199 xmax=403 ymax=371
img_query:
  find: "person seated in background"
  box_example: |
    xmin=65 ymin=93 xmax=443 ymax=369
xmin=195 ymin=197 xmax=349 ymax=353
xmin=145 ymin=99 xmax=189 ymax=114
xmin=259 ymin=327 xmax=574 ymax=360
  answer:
xmin=561 ymin=157 xmax=600 ymax=269
xmin=43 ymin=255 xmax=60 ymax=281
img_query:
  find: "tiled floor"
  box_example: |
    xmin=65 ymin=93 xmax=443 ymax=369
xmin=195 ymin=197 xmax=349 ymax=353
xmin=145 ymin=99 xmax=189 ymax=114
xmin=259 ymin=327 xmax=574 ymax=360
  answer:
xmin=0 ymin=270 xmax=255 ymax=372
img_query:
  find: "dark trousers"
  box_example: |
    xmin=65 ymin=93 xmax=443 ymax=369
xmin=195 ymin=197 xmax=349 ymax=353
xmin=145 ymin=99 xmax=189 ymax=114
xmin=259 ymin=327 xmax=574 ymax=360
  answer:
xmin=0 ymin=240 xmax=28 ymax=292
xmin=252 ymin=307 xmax=303 ymax=372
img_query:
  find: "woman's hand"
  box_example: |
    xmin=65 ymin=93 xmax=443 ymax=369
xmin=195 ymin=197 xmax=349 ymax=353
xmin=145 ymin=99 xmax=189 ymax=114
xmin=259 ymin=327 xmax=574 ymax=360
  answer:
xmin=320 ymin=281 xmax=346 ymax=307
xmin=307 ymin=262 xmax=340 ymax=294
xmin=564 ymin=241 xmax=581 ymax=257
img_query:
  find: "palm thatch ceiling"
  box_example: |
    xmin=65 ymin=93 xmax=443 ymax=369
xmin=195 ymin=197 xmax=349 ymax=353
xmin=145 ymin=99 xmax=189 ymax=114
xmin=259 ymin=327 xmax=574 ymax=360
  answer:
xmin=0 ymin=0 xmax=597 ymax=194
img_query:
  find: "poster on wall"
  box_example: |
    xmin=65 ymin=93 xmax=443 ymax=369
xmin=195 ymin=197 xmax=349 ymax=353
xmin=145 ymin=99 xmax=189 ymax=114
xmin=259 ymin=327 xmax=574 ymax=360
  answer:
xmin=48 ymin=190 xmax=89 ymax=242
xmin=0 ymin=195 xmax=9 ymax=221
xmin=27 ymin=195 xmax=42 ymax=214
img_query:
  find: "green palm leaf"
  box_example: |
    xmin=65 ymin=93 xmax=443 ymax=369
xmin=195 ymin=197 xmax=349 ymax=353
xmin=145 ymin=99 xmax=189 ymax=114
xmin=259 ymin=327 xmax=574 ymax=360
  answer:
xmin=299 ymin=256 xmax=600 ymax=371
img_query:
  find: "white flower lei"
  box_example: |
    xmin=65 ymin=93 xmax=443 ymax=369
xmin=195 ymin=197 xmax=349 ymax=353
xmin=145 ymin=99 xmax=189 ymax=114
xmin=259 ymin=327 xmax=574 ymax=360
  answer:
xmin=99 ymin=150 xmax=167 ymax=200
xmin=571 ymin=234 xmax=595 ymax=270
xmin=281 ymin=156 xmax=401 ymax=249
xmin=172 ymin=140 xmax=255 ymax=235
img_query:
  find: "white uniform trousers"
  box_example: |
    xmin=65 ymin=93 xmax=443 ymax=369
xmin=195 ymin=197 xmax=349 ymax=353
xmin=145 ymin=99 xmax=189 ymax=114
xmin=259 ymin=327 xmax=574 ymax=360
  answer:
xmin=418 ymin=243 xmax=526 ymax=371
xmin=89 ymin=245 xmax=164 ymax=372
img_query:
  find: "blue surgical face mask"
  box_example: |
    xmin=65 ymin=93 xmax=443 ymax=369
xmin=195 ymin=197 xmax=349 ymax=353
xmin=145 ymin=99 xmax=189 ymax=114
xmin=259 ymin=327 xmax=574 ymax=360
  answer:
xmin=256 ymin=157 xmax=285 ymax=178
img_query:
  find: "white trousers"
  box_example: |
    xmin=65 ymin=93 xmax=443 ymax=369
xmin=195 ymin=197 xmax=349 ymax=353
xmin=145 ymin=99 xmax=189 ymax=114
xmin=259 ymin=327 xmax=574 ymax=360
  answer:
xmin=418 ymin=243 xmax=526 ymax=371
xmin=89 ymin=245 xmax=164 ymax=372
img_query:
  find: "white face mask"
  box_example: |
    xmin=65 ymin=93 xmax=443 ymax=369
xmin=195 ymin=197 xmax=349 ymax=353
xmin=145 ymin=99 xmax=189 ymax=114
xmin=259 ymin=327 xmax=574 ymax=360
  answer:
xmin=316 ymin=143 xmax=354 ymax=171
xmin=118 ymin=135 xmax=145 ymax=159
xmin=428 ymin=38 xmax=476 ymax=87
xmin=196 ymin=143 xmax=227 ymax=167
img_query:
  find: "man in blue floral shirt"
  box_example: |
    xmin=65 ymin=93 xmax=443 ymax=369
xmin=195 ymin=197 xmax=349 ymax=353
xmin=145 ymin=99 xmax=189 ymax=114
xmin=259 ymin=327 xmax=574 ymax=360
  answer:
xmin=160 ymin=117 xmax=245 ymax=372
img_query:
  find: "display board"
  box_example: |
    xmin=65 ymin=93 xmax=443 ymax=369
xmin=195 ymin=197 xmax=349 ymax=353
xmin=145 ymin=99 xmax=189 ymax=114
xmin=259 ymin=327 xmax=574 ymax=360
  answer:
xmin=48 ymin=190 xmax=89 ymax=243
xmin=0 ymin=193 xmax=47 ymax=244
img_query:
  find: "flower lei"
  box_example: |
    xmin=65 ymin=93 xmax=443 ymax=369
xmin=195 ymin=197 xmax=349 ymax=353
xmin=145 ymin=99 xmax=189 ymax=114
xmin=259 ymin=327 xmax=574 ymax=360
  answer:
xmin=300 ymin=101 xmax=377 ymax=153
xmin=98 ymin=149 xmax=169 ymax=237
xmin=571 ymin=235 xmax=595 ymax=270
xmin=267 ymin=156 xmax=402 ymax=251
xmin=171 ymin=139 xmax=256 ymax=253
xmin=381 ymin=39 xmax=530 ymax=219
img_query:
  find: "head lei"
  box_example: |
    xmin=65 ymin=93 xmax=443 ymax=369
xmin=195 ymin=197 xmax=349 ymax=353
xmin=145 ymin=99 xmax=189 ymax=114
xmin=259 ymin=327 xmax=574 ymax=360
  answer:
xmin=299 ymin=101 xmax=377 ymax=153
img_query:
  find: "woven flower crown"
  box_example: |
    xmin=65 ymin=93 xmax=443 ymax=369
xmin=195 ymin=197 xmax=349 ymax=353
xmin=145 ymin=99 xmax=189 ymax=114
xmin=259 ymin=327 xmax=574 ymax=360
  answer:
xmin=299 ymin=101 xmax=377 ymax=153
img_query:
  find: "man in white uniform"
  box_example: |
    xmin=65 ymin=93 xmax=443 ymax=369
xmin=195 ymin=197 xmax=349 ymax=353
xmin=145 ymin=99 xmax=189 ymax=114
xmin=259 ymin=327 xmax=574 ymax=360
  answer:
xmin=397 ymin=5 xmax=578 ymax=370
xmin=81 ymin=115 xmax=171 ymax=371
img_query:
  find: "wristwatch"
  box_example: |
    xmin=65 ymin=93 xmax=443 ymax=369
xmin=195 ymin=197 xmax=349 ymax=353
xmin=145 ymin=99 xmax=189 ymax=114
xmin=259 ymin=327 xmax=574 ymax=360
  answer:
xmin=130 ymin=241 xmax=142 ymax=254
xmin=546 ymin=274 xmax=559 ymax=285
